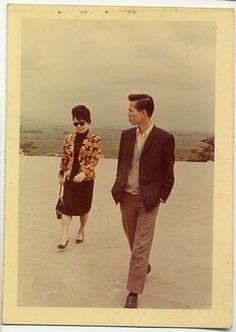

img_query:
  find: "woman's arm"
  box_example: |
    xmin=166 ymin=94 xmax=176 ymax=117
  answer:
xmin=58 ymin=139 xmax=68 ymax=182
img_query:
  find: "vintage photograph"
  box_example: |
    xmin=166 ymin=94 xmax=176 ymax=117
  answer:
xmin=2 ymin=4 xmax=233 ymax=328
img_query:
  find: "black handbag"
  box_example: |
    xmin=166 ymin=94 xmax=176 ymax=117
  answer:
xmin=56 ymin=184 xmax=63 ymax=219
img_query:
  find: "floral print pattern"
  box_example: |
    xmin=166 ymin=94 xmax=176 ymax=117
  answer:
xmin=59 ymin=131 xmax=101 ymax=181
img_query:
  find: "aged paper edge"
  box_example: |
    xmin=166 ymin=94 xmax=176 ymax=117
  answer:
xmin=2 ymin=4 xmax=233 ymax=328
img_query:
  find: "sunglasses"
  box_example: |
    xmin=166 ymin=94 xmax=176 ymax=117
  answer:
xmin=73 ymin=121 xmax=86 ymax=127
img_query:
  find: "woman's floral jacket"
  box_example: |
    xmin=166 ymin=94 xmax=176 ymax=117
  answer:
xmin=59 ymin=130 xmax=102 ymax=181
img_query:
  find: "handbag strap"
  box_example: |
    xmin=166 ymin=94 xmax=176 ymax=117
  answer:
xmin=59 ymin=184 xmax=63 ymax=197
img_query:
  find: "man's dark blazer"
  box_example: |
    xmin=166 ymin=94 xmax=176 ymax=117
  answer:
xmin=111 ymin=125 xmax=175 ymax=212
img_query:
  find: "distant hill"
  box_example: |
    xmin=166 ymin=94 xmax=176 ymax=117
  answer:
xmin=20 ymin=123 xmax=214 ymax=161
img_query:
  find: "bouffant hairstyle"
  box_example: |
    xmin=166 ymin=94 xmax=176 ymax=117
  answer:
xmin=128 ymin=94 xmax=155 ymax=117
xmin=71 ymin=105 xmax=91 ymax=124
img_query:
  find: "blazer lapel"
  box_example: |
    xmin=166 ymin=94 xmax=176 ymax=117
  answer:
xmin=141 ymin=126 xmax=157 ymax=156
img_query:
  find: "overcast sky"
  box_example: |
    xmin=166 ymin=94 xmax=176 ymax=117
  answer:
xmin=21 ymin=19 xmax=216 ymax=132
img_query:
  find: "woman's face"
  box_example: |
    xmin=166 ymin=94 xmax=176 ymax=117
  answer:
xmin=73 ymin=117 xmax=90 ymax=134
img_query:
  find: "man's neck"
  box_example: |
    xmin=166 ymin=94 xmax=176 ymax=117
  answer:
xmin=137 ymin=120 xmax=152 ymax=134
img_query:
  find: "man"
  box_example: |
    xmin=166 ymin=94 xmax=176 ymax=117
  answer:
xmin=111 ymin=94 xmax=175 ymax=308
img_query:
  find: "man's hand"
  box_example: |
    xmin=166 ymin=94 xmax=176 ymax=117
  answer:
xmin=73 ymin=172 xmax=86 ymax=183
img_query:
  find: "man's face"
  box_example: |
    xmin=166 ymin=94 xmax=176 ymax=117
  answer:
xmin=127 ymin=102 xmax=144 ymax=126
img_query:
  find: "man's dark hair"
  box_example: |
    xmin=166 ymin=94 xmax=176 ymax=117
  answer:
xmin=71 ymin=105 xmax=91 ymax=123
xmin=128 ymin=94 xmax=155 ymax=117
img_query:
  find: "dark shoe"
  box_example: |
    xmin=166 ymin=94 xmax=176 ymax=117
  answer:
xmin=75 ymin=233 xmax=84 ymax=244
xmin=57 ymin=240 xmax=69 ymax=249
xmin=124 ymin=294 xmax=138 ymax=308
xmin=147 ymin=264 xmax=151 ymax=274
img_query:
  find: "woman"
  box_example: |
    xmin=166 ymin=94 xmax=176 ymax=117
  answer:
xmin=57 ymin=105 xmax=101 ymax=249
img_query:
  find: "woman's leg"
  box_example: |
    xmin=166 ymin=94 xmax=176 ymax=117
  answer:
xmin=76 ymin=213 xmax=89 ymax=241
xmin=59 ymin=213 xmax=72 ymax=245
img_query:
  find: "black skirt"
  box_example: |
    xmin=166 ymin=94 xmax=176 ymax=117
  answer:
xmin=62 ymin=179 xmax=94 ymax=216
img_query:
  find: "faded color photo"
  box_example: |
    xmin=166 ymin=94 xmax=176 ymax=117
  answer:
xmin=18 ymin=18 xmax=215 ymax=310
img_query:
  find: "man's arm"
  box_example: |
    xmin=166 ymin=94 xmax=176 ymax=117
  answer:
xmin=159 ymin=134 xmax=175 ymax=202
xmin=116 ymin=131 xmax=124 ymax=176
xmin=111 ymin=131 xmax=125 ymax=204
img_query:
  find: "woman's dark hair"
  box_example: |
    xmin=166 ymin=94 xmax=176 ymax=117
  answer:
xmin=128 ymin=94 xmax=155 ymax=117
xmin=71 ymin=105 xmax=91 ymax=124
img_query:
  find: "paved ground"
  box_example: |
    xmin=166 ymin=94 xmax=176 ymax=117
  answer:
xmin=18 ymin=156 xmax=213 ymax=309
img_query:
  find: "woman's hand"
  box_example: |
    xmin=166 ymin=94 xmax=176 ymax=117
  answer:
xmin=73 ymin=172 xmax=86 ymax=183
